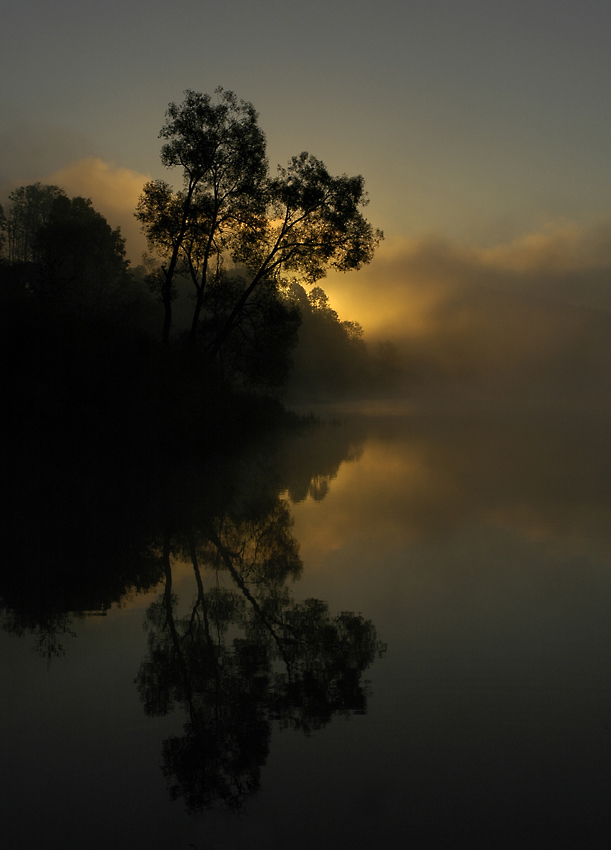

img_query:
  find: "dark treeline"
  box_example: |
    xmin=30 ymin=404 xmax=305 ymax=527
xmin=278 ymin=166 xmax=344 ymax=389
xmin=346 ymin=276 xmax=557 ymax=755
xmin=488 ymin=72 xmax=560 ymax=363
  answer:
xmin=0 ymin=88 xmax=398 ymax=451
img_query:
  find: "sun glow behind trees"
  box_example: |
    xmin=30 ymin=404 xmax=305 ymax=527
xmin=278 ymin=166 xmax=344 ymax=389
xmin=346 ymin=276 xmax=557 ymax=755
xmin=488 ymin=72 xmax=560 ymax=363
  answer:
xmin=135 ymin=88 xmax=382 ymax=364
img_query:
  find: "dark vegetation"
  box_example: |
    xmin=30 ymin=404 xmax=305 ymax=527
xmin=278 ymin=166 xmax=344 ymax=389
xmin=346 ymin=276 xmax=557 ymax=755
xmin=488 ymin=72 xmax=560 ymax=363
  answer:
xmin=0 ymin=88 xmax=396 ymax=599
xmin=0 ymin=94 xmax=388 ymax=807
xmin=0 ymin=88 xmax=393 ymax=631
xmin=0 ymin=90 xmax=398 ymax=514
xmin=132 ymin=420 xmax=384 ymax=810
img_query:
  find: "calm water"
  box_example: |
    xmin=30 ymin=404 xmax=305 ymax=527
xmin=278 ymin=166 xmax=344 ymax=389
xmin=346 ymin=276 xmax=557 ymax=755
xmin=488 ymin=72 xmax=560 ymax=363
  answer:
xmin=2 ymin=403 xmax=611 ymax=849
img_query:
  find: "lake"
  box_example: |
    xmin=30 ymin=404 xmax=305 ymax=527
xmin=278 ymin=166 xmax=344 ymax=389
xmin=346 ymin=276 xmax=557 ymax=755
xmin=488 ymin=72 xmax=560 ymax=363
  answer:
xmin=2 ymin=400 xmax=611 ymax=849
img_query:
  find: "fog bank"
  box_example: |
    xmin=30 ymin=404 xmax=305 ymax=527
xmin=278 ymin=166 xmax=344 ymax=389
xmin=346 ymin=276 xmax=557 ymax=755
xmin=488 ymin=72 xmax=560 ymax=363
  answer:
xmin=324 ymin=220 xmax=611 ymax=403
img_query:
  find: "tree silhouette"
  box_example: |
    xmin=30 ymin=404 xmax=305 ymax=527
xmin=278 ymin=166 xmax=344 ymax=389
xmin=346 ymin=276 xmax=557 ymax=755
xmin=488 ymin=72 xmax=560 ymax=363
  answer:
xmin=136 ymin=88 xmax=382 ymax=363
xmin=34 ymin=193 xmax=131 ymax=314
xmin=0 ymin=202 xmax=6 ymax=257
xmin=5 ymin=182 xmax=65 ymax=264
xmin=136 ymin=88 xmax=268 ymax=347
xmin=1 ymin=183 xmax=136 ymax=319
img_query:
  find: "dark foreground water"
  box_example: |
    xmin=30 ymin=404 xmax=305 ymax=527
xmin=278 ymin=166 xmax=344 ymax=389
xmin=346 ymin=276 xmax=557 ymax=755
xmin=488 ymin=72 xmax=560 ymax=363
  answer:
xmin=2 ymin=401 xmax=611 ymax=849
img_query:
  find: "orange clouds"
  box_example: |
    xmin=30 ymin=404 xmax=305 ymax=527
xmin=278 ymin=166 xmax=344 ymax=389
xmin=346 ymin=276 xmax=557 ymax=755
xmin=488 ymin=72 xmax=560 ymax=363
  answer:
xmin=325 ymin=218 xmax=611 ymax=332
xmin=321 ymin=219 xmax=611 ymax=401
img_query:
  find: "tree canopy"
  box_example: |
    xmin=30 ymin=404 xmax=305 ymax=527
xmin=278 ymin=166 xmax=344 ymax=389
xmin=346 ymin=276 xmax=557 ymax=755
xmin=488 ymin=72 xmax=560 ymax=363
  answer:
xmin=136 ymin=87 xmax=383 ymax=362
xmin=1 ymin=183 xmax=136 ymax=318
xmin=0 ymin=203 xmax=6 ymax=257
xmin=5 ymin=182 xmax=66 ymax=265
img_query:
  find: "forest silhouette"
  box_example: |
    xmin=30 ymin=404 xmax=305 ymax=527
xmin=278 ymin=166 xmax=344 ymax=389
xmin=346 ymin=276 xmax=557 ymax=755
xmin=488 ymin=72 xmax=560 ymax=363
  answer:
xmin=0 ymin=91 xmax=389 ymax=811
xmin=0 ymin=88 xmax=396 ymax=649
xmin=0 ymin=89 xmax=400 ymax=501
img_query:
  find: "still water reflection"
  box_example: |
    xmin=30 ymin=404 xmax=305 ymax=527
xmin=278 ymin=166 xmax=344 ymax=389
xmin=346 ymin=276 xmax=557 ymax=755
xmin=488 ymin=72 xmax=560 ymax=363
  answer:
xmin=2 ymin=404 xmax=611 ymax=848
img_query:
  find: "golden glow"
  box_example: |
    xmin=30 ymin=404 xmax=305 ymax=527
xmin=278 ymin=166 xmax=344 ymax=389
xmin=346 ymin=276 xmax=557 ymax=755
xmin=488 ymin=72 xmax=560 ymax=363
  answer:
xmin=290 ymin=411 xmax=611 ymax=569
xmin=322 ymin=218 xmax=611 ymax=338
xmin=47 ymin=157 xmax=151 ymax=260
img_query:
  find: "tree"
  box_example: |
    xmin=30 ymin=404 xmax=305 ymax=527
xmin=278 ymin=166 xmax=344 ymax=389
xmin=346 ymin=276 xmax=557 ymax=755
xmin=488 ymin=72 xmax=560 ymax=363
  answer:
xmin=5 ymin=182 xmax=66 ymax=264
xmin=34 ymin=193 xmax=131 ymax=314
xmin=2 ymin=183 xmax=136 ymax=317
xmin=0 ymin=203 xmax=6 ymax=258
xmin=200 ymin=270 xmax=301 ymax=389
xmin=136 ymin=88 xmax=383 ymax=365
xmin=136 ymin=88 xmax=267 ymax=346
xmin=286 ymin=283 xmax=371 ymax=398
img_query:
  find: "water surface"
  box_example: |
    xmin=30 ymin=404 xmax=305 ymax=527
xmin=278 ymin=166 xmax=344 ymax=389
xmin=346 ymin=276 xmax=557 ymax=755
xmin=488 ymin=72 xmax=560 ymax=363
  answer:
xmin=2 ymin=403 xmax=611 ymax=848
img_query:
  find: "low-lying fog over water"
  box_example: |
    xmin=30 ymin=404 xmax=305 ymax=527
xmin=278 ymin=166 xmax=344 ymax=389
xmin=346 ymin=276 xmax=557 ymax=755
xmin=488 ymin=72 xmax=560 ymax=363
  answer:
xmin=2 ymin=397 xmax=611 ymax=849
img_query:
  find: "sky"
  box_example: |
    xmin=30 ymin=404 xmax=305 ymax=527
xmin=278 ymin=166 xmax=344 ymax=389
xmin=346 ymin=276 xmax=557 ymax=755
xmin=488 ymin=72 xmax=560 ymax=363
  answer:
xmin=3 ymin=0 xmax=611 ymax=394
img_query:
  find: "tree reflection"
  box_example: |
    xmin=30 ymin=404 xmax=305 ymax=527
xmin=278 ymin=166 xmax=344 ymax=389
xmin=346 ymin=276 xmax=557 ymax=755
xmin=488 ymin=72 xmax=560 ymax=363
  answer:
xmin=0 ymin=414 xmax=367 ymax=661
xmin=136 ymin=496 xmax=384 ymax=811
xmin=0 ymin=409 xmax=383 ymax=807
xmin=0 ymin=501 xmax=162 ymax=660
xmin=2 ymin=608 xmax=78 ymax=662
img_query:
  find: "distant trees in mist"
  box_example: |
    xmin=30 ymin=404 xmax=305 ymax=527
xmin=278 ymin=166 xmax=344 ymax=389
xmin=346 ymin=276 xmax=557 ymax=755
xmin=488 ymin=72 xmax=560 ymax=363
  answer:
xmin=286 ymin=283 xmax=401 ymax=399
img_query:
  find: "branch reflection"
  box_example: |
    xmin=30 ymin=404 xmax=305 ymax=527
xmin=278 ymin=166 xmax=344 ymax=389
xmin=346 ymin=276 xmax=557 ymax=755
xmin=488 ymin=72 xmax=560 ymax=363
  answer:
xmin=0 ymin=414 xmax=384 ymax=809
xmin=136 ymin=490 xmax=384 ymax=811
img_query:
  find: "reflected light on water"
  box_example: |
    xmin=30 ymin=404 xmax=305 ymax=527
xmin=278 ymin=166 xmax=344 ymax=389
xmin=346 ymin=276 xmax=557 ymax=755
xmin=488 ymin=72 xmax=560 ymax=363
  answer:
xmin=3 ymin=402 xmax=611 ymax=848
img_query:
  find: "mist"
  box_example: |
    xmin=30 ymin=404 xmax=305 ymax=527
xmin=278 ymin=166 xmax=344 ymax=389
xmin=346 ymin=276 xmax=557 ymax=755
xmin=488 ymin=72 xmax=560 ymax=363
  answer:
xmin=323 ymin=220 xmax=611 ymax=405
xmin=6 ymin=152 xmax=611 ymax=407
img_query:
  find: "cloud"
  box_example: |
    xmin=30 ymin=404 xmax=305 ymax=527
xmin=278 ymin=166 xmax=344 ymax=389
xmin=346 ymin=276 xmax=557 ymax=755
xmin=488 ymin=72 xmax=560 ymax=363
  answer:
xmin=46 ymin=157 xmax=151 ymax=262
xmin=1 ymin=154 xmax=151 ymax=263
xmin=322 ymin=219 xmax=611 ymax=401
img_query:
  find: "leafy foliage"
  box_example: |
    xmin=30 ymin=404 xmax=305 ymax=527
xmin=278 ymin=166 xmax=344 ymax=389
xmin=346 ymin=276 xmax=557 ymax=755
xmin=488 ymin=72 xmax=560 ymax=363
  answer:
xmin=136 ymin=88 xmax=382 ymax=365
xmin=5 ymin=182 xmax=65 ymax=264
xmin=1 ymin=183 xmax=146 ymax=322
xmin=135 ymin=494 xmax=384 ymax=811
